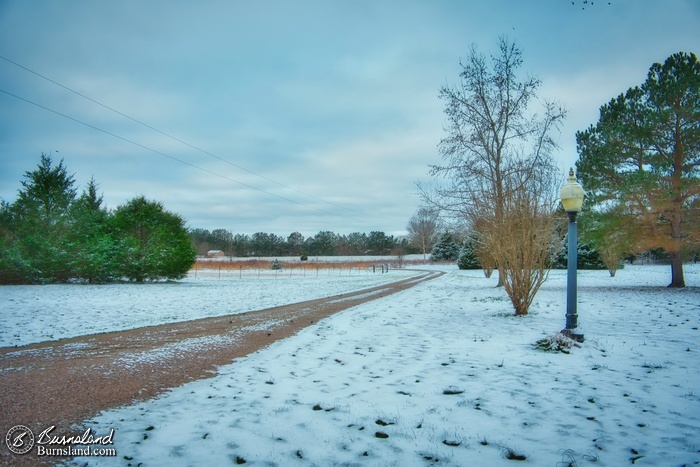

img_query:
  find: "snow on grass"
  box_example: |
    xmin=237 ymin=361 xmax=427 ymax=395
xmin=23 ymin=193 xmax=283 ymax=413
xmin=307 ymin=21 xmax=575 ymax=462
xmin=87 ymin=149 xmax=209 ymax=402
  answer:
xmin=0 ymin=268 xmax=417 ymax=347
xmin=70 ymin=264 xmax=700 ymax=466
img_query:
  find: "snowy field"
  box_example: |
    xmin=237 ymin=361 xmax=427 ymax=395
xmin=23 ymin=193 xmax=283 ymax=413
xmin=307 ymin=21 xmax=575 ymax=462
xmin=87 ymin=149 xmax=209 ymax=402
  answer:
xmin=0 ymin=268 xmax=419 ymax=347
xmin=66 ymin=264 xmax=699 ymax=466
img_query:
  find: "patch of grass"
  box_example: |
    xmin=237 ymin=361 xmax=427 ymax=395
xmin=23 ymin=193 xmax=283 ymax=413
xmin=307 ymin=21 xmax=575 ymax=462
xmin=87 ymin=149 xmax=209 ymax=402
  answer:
xmin=442 ymin=386 xmax=464 ymax=395
xmin=442 ymin=439 xmax=461 ymax=447
xmin=502 ymin=447 xmax=527 ymax=461
xmin=558 ymin=448 xmax=577 ymax=466
xmin=641 ymin=362 xmax=668 ymax=372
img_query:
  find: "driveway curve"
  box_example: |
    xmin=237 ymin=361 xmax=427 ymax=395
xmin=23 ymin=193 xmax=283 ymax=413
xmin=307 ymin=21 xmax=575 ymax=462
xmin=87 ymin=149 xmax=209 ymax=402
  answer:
xmin=0 ymin=269 xmax=443 ymax=466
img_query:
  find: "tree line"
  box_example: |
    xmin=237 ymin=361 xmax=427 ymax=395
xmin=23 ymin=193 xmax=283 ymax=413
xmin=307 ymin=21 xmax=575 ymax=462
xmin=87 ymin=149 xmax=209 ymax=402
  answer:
xmin=189 ymin=228 xmax=416 ymax=258
xmin=0 ymin=155 xmax=196 ymax=284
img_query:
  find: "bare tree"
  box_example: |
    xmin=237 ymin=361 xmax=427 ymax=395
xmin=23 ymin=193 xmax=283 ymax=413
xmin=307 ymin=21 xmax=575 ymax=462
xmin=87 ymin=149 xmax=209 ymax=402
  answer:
xmin=406 ymin=207 xmax=439 ymax=260
xmin=423 ymin=37 xmax=565 ymax=314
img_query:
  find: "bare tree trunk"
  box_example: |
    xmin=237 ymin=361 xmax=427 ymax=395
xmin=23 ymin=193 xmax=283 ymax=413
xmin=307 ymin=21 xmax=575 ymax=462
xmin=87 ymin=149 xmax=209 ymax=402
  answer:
xmin=668 ymin=250 xmax=686 ymax=288
xmin=496 ymin=268 xmax=505 ymax=287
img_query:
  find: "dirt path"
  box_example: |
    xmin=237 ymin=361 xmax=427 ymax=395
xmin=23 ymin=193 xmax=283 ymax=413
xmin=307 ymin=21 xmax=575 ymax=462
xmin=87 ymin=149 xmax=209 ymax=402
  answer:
xmin=0 ymin=269 xmax=443 ymax=466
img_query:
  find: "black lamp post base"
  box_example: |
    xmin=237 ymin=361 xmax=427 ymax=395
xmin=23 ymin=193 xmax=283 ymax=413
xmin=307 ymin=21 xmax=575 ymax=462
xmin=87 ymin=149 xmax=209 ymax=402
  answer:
xmin=561 ymin=329 xmax=585 ymax=343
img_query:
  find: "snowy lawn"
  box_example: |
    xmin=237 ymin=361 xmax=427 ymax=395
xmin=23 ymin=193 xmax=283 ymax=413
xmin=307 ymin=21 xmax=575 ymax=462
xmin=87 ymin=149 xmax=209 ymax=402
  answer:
xmin=68 ymin=264 xmax=700 ymax=466
xmin=0 ymin=268 xmax=418 ymax=347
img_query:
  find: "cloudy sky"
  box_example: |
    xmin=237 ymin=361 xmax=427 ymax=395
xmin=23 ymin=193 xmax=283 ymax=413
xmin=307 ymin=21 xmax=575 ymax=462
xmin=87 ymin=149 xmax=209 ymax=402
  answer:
xmin=1 ymin=1 xmax=698 ymax=237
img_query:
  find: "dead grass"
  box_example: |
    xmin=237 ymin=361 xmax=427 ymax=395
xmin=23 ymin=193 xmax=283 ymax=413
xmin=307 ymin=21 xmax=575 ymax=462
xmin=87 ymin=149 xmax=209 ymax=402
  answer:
xmin=192 ymin=258 xmax=432 ymax=271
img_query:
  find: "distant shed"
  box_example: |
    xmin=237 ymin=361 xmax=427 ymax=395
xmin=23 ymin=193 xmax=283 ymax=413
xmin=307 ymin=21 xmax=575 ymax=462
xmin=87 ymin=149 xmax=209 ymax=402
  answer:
xmin=207 ymin=250 xmax=225 ymax=258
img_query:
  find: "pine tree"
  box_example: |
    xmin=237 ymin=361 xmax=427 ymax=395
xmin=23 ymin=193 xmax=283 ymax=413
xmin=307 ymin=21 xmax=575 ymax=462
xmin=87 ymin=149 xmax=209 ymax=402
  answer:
xmin=430 ymin=232 xmax=460 ymax=261
xmin=11 ymin=154 xmax=77 ymax=282
xmin=553 ymin=240 xmax=608 ymax=270
xmin=0 ymin=200 xmax=36 ymax=283
xmin=457 ymin=238 xmax=481 ymax=269
xmin=576 ymin=52 xmax=700 ymax=287
xmin=68 ymin=178 xmax=114 ymax=283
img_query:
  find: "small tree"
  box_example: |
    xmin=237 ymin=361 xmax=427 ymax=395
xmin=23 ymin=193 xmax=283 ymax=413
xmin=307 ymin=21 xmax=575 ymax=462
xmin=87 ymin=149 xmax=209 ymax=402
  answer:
xmin=484 ymin=162 xmax=562 ymax=315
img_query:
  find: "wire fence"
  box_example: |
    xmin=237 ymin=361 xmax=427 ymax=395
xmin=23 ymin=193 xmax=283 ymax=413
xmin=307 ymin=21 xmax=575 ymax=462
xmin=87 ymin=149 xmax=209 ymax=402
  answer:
xmin=189 ymin=258 xmax=431 ymax=280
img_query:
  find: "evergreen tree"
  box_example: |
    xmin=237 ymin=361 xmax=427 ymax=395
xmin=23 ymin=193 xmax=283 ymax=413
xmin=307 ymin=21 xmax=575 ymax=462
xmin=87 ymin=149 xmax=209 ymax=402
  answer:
xmin=366 ymin=231 xmax=394 ymax=255
xmin=1 ymin=155 xmax=199 ymax=284
xmin=308 ymin=231 xmax=338 ymax=256
xmin=231 ymin=233 xmax=250 ymax=257
xmin=111 ymin=196 xmax=196 ymax=282
xmin=553 ymin=240 xmax=608 ymax=270
xmin=457 ymin=238 xmax=481 ymax=269
xmin=430 ymin=232 xmax=460 ymax=261
xmin=11 ymin=154 xmax=77 ymax=282
xmin=287 ymin=232 xmax=305 ymax=256
xmin=68 ymin=178 xmax=114 ymax=283
xmin=0 ymin=200 xmax=36 ymax=283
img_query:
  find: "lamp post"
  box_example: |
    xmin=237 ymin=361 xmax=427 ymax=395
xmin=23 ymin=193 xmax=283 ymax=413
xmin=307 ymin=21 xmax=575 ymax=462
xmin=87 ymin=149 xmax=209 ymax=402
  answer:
xmin=560 ymin=168 xmax=585 ymax=343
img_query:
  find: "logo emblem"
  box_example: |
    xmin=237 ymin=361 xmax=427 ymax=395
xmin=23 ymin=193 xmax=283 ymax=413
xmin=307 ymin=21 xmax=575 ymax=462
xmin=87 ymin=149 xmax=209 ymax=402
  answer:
xmin=5 ymin=425 xmax=34 ymax=455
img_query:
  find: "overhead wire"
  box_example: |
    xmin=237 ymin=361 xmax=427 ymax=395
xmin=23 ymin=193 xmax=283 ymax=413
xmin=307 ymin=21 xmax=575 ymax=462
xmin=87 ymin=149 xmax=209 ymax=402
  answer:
xmin=0 ymin=54 xmax=369 ymax=218
xmin=0 ymin=87 xmax=343 ymax=217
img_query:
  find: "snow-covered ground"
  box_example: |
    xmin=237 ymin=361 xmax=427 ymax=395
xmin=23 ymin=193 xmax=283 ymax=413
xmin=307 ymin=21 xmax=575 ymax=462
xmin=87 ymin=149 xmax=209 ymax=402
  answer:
xmin=0 ymin=268 xmax=418 ymax=347
xmin=62 ymin=264 xmax=700 ymax=466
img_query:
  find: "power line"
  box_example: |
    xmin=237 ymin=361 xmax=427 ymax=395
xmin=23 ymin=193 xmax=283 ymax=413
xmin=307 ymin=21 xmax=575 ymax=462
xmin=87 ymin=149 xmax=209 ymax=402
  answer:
xmin=0 ymin=54 xmax=366 ymax=217
xmin=0 ymin=87 xmax=344 ymax=218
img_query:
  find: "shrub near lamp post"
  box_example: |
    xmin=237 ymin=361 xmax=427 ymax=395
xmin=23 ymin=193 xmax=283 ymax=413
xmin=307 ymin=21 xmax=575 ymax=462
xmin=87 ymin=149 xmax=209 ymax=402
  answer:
xmin=560 ymin=168 xmax=585 ymax=343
